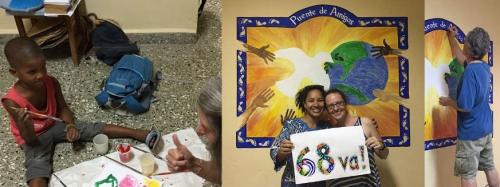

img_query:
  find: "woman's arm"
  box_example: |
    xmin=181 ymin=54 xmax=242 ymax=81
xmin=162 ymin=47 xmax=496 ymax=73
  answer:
xmin=270 ymin=121 xmax=293 ymax=171
xmin=167 ymin=134 xmax=221 ymax=184
xmin=361 ymin=117 xmax=389 ymax=159
xmin=192 ymin=158 xmax=221 ymax=184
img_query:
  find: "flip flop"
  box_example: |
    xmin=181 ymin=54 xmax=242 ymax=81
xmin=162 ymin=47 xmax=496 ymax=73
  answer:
xmin=145 ymin=125 xmax=161 ymax=152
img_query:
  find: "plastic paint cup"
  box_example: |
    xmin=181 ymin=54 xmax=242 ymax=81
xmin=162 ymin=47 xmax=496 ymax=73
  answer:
xmin=116 ymin=143 xmax=133 ymax=163
xmin=139 ymin=153 xmax=155 ymax=176
xmin=93 ymin=134 xmax=109 ymax=155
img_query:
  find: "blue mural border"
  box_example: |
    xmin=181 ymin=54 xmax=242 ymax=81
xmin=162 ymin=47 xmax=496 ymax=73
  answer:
xmin=424 ymin=18 xmax=494 ymax=150
xmin=236 ymin=4 xmax=410 ymax=148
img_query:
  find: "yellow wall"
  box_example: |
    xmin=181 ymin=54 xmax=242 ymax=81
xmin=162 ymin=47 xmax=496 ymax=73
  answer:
xmin=0 ymin=0 xmax=198 ymax=34
xmin=0 ymin=11 xmax=16 ymax=34
xmin=222 ymin=0 xmax=424 ymax=186
xmin=425 ymin=0 xmax=500 ymax=186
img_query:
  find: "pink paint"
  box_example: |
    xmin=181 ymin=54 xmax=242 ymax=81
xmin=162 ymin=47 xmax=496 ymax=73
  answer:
xmin=119 ymin=174 xmax=138 ymax=187
xmin=117 ymin=143 xmax=133 ymax=163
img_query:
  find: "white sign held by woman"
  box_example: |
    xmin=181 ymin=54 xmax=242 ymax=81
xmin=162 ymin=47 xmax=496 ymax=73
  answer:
xmin=291 ymin=126 xmax=370 ymax=184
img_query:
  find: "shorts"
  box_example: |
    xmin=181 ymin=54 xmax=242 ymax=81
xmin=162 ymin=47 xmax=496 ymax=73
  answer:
xmin=454 ymin=133 xmax=496 ymax=179
xmin=21 ymin=121 xmax=105 ymax=182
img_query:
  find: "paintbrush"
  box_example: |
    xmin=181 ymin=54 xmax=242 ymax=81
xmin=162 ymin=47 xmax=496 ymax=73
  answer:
xmin=152 ymin=169 xmax=189 ymax=176
xmin=9 ymin=106 xmax=64 ymax=122
xmin=152 ymin=171 xmax=176 ymax=176
xmin=27 ymin=111 xmax=64 ymax=122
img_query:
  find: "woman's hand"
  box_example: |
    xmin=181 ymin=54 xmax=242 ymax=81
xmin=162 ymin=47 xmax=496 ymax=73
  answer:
xmin=166 ymin=134 xmax=197 ymax=172
xmin=277 ymin=140 xmax=294 ymax=160
xmin=365 ymin=136 xmax=385 ymax=151
xmin=320 ymin=111 xmax=338 ymax=127
xmin=447 ymin=25 xmax=458 ymax=38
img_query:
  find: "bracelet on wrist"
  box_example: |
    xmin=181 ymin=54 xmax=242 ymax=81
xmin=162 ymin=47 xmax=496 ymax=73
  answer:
xmin=193 ymin=158 xmax=203 ymax=174
xmin=64 ymin=123 xmax=76 ymax=132
xmin=379 ymin=142 xmax=386 ymax=151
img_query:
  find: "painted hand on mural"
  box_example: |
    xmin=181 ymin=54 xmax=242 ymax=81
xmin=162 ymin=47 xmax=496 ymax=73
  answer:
xmin=280 ymin=109 xmax=296 ymax=125
xmin=243 ymin=43 xmax=276 ymax=64
xmin=373 ymin=89 xmax=408 ymax=106
xmin=240 ymin=88 xmax=275 ymax=127
xmin=371 ymin=39 xmax=401 ymax=58
xmin=249 ymin=88 xmax=275 ymax=109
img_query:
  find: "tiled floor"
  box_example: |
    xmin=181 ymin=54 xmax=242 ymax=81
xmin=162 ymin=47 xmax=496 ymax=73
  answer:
xmin=0 ymin=0 xmax=221 ymax=185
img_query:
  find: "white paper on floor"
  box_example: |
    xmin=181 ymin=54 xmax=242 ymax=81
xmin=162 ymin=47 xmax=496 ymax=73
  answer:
xmin=49 ymin=128 xmax=209 ymax=187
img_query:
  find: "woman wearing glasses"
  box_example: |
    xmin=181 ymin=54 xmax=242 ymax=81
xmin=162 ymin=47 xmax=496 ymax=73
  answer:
xmin=324 ymin=88 xmax=389 ymax=187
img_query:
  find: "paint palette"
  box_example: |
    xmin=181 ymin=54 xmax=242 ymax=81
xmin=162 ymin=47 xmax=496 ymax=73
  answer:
xmin=50 ymin=128 xmax=208 ymax=187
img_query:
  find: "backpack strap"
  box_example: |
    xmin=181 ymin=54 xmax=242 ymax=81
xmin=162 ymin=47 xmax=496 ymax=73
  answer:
xmin=123 ymin=94 xmax=152 ymax=113
xmin=96 ymin=90 xmax=129 ymax=109
xmin=95 ymin=90 xmax=110 ymax=107
xmin=117 ymin=66 xmax=145 ymax=82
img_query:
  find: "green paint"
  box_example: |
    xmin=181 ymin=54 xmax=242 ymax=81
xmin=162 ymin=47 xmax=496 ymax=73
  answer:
xmin=448 ymin=58 xmax=464 ymax=79
xmin=329 ymin=41 xmax=369 ymax=80
xmin=336 ymin=84 xmax=368 ymax=103
xmin=95 ymin=174 xmax=118 ymax=187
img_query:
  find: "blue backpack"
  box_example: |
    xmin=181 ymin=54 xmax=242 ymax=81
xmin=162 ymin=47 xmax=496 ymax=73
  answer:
xmin=95 ymin=54 xmax=157 ymax=114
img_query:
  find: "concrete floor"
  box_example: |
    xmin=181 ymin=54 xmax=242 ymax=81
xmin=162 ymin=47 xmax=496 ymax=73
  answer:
xmin=0 ymin=0 xmax=221 ymax=185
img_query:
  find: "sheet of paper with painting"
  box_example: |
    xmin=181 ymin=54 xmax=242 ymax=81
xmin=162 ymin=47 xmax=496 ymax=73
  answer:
xmin=290 ymin=126 xmax=370 ymax=184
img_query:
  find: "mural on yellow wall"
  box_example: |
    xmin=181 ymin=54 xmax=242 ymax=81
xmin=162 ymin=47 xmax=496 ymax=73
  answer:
xmin=424 ymin=18 xmax=493 ymax=150
xmin=236 ymin=5 xmax=410 ymax=148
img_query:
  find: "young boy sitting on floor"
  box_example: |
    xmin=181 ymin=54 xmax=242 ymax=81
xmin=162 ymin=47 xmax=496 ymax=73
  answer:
xmin=1 ymin=37 xmax=160 ymax=187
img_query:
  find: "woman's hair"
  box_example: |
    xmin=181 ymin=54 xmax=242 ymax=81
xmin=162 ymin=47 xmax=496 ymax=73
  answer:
xmin=295 ymin=85 xmax=325 ymax=113
xmin=325 ymin=88 xmax=349 ymax=104
xmin=466 ymin=27 xmax=490 ymax=60
xmin=197 ymin=76 xmax=222 ymax=170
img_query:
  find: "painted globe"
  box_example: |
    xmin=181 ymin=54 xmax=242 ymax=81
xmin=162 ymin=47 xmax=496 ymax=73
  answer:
xmin=324 ymin=41 xmax=389 ymax=105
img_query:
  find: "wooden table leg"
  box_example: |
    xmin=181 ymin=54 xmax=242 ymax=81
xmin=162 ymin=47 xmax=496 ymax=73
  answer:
xmin=14 ymin=16 xmax=27 ymax=37
xmin=66 ymin=15 xmax=79 ymax=66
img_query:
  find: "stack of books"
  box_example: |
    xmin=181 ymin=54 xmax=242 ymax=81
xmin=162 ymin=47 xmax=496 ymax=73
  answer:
xmin=27 ymin=18 xmax=68 ymax=49
xmin=43 ymin=0 xmax=75 ymax=14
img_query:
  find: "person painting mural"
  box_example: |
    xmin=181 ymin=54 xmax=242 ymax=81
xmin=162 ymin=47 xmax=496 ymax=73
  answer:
xmin=440 ymin=26 xmax=499 ymax=187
